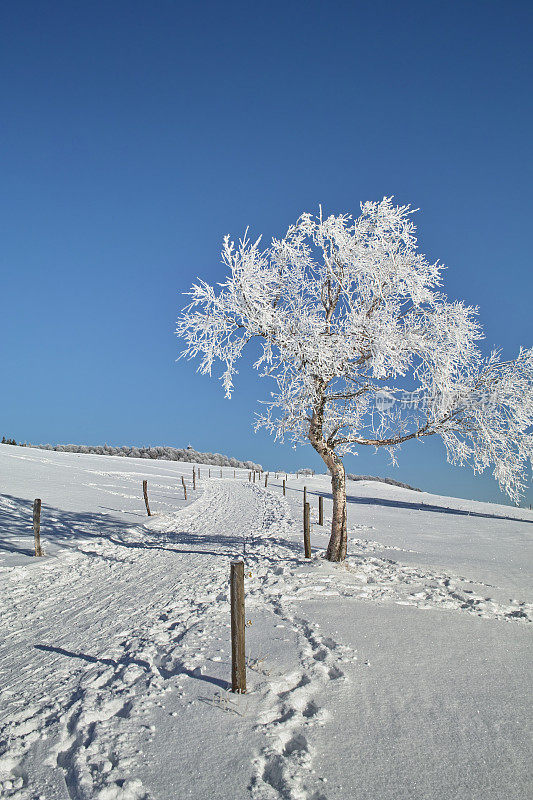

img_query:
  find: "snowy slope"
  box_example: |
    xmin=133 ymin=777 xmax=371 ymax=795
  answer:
xmin=0 ymin=444 xmax=531 ymax=800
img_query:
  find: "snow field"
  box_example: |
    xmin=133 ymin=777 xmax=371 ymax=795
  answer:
xmin=0 ymin=445 xmax=532 ymax=799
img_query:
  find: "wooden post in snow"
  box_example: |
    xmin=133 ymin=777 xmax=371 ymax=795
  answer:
xmin=234 ymin=469 xmax=236 ymax=478
xmin=303 ymin=502 xmax=311 ymax=558
xmin=181 ymin=476 xmax=187 ymax=500
xmin=253 ymin=471 xmax=256 ymax=483
xmin=283 ymin=479 xmax=286 ymax=496
xmin=209 ymin=468 xmax=211 ymax=478
xmin=230 ymin=561 xmax=246 ymax=693
xmin=220 ymin=469 xmax=222 ymax=478
xmin=193 ymin=468 xmax=196 ymax=490
xmin=33 ymin=499 xmax=43 ymax=556
xmin=303 ymin=485 xmax=307 ymax=506
xmin=143 ymin=480 xmax=151 ymax=516
xmin=264 ymin=473 xmax=268 ymax=488
xmin=318 ymin=495 xmax=324 ymax=526
xmin=248 ymin=471 xmax=251 ymax=482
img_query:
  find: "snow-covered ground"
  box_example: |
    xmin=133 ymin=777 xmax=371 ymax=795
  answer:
xmin=1 ymin=443 xmax=531 ymax=800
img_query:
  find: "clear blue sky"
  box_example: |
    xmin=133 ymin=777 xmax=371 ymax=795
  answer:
xmin=1 ymin=0 xmax=531 ymax=505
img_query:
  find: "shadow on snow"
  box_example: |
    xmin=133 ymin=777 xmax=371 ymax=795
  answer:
xmin=34 ymin=644 xmax=229 ymax=689
xmin=0 ymin=493 xmax=304 ymax=561
xmin=281 ymin=484 xmax=533 ymax=525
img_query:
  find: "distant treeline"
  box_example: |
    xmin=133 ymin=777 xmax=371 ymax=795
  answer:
xmin=26 ymin=442 xmax=262 ymax=471
xmin=346 ymin=473 xmax=421 ymax=492
xmin=1 ymin=436 xmax=18 ymax=445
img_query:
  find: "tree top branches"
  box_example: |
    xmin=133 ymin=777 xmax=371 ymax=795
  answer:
xmin=176 ymin=198 xmax=533 ymax=504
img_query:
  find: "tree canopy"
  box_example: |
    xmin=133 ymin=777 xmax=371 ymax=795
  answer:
xmin=177 ymin=198 xmax=532 ymax=558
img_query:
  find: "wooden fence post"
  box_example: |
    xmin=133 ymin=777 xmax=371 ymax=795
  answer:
xmin=303 ymin=502 xmax=311 ymax=558
xmin=193 ymin=468 xmax=196 ymax=490
xmin=198 ymin=468 xmax=201 ymax=479
xmin=248 ymin=471 xmax=251 ymax=482
xmin=220 ymin=469 xmax=222 ymax=478
xmin=230 ymin=561 xmax=246 ymax=693
xmin=318 ymin=495 xmax=324 ymax=526
xmin=303 ymin=485 xmax=307 ymax=506
xmin=209 ymin=468 xmax=211 ymax=478
xmin=283 ymin=479 xmax=286 ymax=496
xmin=33 ymin=499 xmax=43 ymax=556
xmin=253 ymin=471 xmax=256 ymax=483
xmin=143 ymin=480 xmax=151 ymax=516
xmin=181 ymin=476 xmax=187 ymax=500
xmin=234 ymin=469 xmax=236 ymax=478
xmin=264 ymin=473 xmax=268 ymax=488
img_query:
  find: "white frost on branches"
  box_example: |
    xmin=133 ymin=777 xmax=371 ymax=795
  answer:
xmin=176 ymin=198 xmax=533 ymax=502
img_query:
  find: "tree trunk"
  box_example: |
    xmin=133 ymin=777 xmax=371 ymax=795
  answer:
xmin=325 ymin=457 xmax=347 ymax=561
xmin=308 ymin=386 xmax=348 ymax=562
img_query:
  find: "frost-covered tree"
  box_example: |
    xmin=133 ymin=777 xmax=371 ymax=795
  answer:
xmin=176 ymin=198 xmax=533 ymax=561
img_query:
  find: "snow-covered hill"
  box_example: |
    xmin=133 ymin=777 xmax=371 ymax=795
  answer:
xmin=1 ymin=444 xmax=531 ymax=799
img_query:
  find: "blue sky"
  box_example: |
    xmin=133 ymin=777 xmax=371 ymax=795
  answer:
xmin=1 ymin=0 xmax=531 ymax=505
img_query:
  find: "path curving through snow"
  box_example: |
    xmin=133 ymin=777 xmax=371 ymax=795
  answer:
xmin=1 ymin=461 xmax=531 ymax=800
xmin=1 ymin=479 xmax=348 ymax=799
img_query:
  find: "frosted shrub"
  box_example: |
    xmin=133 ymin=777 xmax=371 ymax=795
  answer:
xmin=31 ymin=443 xmax=260 ymax=471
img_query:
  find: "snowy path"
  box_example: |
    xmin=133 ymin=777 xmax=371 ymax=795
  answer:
xmin=1 ymin=479 xmax=351 ymax=799
xmin=1 ymin=453 xmax=532 ymax=800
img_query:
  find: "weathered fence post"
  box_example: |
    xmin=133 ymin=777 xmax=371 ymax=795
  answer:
xmin=283 ymin=479 xmax=286 ymax=496
xmin=318 ymin=495 xmax=324 ymax=526
xmin=303 ymin=485 xmax=307 ymax=506
xmin=303 ymin=502 xmax=311 ymax=558
xmin=209 ymin=468 xmax=211 ymax=478
xmin=198 ymin=468 xmax=201 ymax=479
xmin=230 ymin=561 xmax=246 ymax=693
xmin=181 ymin=476 xmax=187 ymax=500
xmin=234 ymin=469 xmax=236 ymax=478
xmin=220 ymin=469 xmax=222 ymax=478
xmin=143 ymin=480 xmax=151 ymax=516
xmin=253 ymin=471 xmax=256 ymax=483
xmin=264 ymin=473 xmax=268 ymax=488
xmin=33 ymin=499 xmax=43 ymax=556
xmin=193 ymin=468 xmax=196 ymax=490
xmin=248 ymin=471 xmax=251 ymax=482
